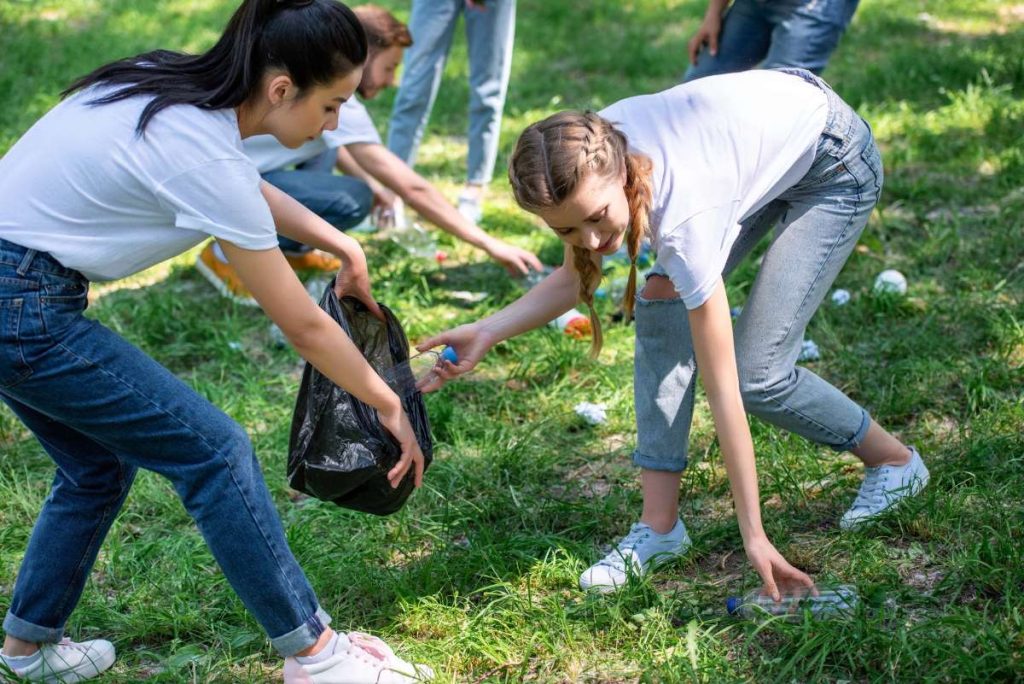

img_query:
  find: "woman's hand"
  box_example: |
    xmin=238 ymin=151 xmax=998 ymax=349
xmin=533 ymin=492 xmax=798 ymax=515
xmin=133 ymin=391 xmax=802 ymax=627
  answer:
xmin=333 ymin=245 xmax=385 ymax=321
xmin=414 ymin=323 xmax=496 ymax=392
xmin=371 ymin=186 xmax=399 ymax=229
xmin=485 ymin=239 xmax=543 ymax=276
xmin=744 ymin=535 xmax=815 ymax=601
xmin=377 ymin=402 xmax=425 ymax=488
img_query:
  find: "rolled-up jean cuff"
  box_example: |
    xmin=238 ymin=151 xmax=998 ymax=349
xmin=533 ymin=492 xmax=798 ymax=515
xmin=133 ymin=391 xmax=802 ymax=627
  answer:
xmin=632 ymin=449 xmax=688 ymax=473
xmin=3 ymin=611 xmax=64 ymax=644
xmin=270 ymin=606 xmax=333 ymax=657
xmin=831 ymin=409 xmax=871 ymax=452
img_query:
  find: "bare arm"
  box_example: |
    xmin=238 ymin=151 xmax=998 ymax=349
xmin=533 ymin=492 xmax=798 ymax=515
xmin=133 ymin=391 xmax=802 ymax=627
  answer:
xmin=689 ymin=277 xmax=813 ymax=598
xmin=688 ymin=0 xmax=731 ymax=64
xmin=416 ymin=243 xmax=592 ymax=388
xmin=346 ymin=142 xmax=541 ymax=274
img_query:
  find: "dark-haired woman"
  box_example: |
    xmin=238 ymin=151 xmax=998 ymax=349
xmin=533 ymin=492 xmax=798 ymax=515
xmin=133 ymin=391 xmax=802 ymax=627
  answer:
xmin=0 ymin=1 xmax=432 ymax=681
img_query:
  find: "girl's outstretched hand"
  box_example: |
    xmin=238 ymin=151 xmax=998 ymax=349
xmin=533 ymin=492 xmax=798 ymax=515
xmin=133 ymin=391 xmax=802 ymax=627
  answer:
xmin=415 ymin=323 xmax=495 ymax=392
xmin=744 ymin=535 xmax=815 ymax=602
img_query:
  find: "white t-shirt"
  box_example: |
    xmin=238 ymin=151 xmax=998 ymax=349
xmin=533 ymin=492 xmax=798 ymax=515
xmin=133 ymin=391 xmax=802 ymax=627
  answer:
xmin=600 ymin=70 xmax=829 ymax=309
xmin=243 ymin=96 xmax=382 ymax=173
xmin=0 ymin=86 xmax=278 ymax=282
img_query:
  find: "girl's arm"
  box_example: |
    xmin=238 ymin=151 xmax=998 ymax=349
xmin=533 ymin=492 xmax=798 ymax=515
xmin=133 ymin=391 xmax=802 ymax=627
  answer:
xmin=689 ymin=277 xmax=813 ymax=598
xmin=416 ymin=242 xmax=589 ymax=389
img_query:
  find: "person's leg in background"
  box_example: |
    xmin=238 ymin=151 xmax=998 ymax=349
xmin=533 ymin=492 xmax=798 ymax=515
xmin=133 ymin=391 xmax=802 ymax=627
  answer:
xmin=759 ymin=0 xmax=859 ymax=74
xmin=386 ymin=0 xmax=462 ymax=168
xmin=459 ymin=0 xmax=516 ymax=222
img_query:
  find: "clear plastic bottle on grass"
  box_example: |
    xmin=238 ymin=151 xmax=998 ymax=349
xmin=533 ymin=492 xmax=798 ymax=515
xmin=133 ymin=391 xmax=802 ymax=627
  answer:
xmin=383 ymin=347 xmax=458 ymax=395
xmin=727 ymin=584 xmax=858 ymax=621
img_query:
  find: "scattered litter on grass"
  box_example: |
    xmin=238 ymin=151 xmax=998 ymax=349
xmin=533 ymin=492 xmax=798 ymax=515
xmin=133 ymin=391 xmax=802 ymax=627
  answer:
xmin=574 ymin=401 xmax=608 ymax=425
xmin=873 ymin=269 xmax=907 ymax=295
xmin=831 ymin=289 xmax=851 ymax=306
xmin=449 ymin=290 xmax=488 ymax=303
xmin=798 ymin=339 xmax=820 ymax=362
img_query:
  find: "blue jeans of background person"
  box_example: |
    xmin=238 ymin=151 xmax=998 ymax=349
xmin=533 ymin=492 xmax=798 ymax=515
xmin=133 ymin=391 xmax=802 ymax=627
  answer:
xmin=633 ymin=70 xmax=882 ymax=472
xmin=387 ymin=0 xmax=516 ymax=185
xmin=263 ymin=150 xmax=372 ymax=253
xmin=684 ymin=0 xmax=859 ymax=82
xmin=0 ymin=240 xmax=329 ymax=655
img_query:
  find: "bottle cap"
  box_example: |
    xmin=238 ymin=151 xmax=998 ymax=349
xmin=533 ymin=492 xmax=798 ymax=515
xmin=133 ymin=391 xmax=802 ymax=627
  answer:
xmin=726 ymin=597 xmax=740 ymax=615
xmin=440 ymin=346 xmax=459 ymax=364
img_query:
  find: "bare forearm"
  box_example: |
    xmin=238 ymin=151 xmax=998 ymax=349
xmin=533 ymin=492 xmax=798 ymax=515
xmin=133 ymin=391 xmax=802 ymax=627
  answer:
xmin=478 ymin=267 xmax=578 ymax=342
xmin=290 ymin=310 xmax=402 ymax=414
xmin=261 ymin=181 xmax=362 ymax=259
xmin=402 ymin=182 xmax=494 ymax=251
xmin=689 ymin=280 xmax=766 ymax=542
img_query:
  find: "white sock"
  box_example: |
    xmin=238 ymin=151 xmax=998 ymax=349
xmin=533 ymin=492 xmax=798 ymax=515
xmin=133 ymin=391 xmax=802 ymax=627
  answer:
xmin=294 ymin=632 xmax=349 ymax=664
xmin=1 ymin=650 xmax=42 ymax=668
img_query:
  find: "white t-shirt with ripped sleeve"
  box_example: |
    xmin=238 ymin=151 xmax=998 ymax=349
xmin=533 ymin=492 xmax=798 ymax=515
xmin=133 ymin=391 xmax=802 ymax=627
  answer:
xmin=0 ymin=85 xmax=278 ymax=282
xmin=243 ymin=96 xmax=382 ymax=173
xmin=599 ymin=70 xmax=829 ymax=309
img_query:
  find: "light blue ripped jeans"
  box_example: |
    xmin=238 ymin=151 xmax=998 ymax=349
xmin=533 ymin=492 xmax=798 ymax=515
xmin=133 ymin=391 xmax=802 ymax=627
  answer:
xmin=633 ymin=69 xmax=882 ymax=472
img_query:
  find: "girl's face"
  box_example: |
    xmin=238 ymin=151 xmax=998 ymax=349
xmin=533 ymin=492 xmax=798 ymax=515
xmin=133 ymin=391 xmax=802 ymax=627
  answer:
xmin=261 ymin=68 xmax=363 ymax=148
xmin=536 ymin=169 xmax=630 ymax=255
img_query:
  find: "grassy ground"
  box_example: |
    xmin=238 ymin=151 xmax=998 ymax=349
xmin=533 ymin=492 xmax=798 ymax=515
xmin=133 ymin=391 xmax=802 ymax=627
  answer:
xmin=1 ymin=0 xmax=1023 ymax=681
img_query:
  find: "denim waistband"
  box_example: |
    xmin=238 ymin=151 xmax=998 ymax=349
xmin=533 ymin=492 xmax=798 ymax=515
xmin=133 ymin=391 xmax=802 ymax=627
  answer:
xmin=774 ymin=67 xmax=857 ymax=151
xmin=0 ymin=238 xmax=82 ymax=280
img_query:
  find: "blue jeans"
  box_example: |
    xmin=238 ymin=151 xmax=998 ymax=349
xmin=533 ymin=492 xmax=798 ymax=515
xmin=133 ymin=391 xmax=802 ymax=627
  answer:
xmin=684 ymin=0 xmax=859 ymax=81
xmin=387 ymin=0 xmax=516 ymax=185
xmin=263 ymin=152 xmax=372 ymax=253
xmin=633 ymin=70 xmax=882 ymax=472
xmin=0 ymin=240 xmax=329 ymax=655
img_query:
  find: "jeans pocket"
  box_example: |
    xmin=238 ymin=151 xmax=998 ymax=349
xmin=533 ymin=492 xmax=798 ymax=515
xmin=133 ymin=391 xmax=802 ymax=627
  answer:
xmin=40 ymin=278 xmax=89 ymax=339
xmin=0 ymin=298 xmax=33 ymax=388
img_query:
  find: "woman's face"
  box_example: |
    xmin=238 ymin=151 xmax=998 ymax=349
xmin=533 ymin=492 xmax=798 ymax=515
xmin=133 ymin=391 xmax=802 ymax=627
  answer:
xmin=536 ymin=169 xmax=630 ymax=255
xmin=263 ymin=68 xmax=363 ymax=148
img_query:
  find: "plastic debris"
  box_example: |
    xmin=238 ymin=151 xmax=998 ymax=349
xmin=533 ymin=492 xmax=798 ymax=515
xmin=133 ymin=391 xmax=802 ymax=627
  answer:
xmin=730 ymin=306 xmax=743 ymax=319
xmin=549 ymin=309 xmax=592 ymax=339
xmin=574 ymin=401 xmax=608 ymax=425
xmin=831 ymin=289 xmax=851 ymax=306
xmin=798 ymin=338 xmax=820 ymax=362
xmin=873 ymin=270 xmax=907 ymax=295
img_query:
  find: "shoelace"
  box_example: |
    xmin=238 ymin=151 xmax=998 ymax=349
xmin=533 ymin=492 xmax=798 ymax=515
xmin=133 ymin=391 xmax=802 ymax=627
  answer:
xmin=597 ymin=525 xmax=651 ymax=569
xmin=851 ymin=467 xmax=892 ymax=509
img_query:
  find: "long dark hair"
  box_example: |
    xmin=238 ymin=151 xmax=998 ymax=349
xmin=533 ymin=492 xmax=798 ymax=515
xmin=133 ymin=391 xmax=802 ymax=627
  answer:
xmin=62 ymin=0 xmax=368 ymax=134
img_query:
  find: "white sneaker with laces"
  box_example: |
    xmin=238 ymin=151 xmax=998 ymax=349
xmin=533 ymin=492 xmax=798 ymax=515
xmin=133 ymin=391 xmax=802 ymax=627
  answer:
xmin=456 ymin=192 xmax=483 ymax=224
xmin=579 ymin=519 xmax=691 ymax=593
xmin=841 ymin=446 xmax=929 ymax=530
xmin=0 ymin=638 xmax=115 ymax=683
xmin=283 ymin=632 xmax=433 ymax=684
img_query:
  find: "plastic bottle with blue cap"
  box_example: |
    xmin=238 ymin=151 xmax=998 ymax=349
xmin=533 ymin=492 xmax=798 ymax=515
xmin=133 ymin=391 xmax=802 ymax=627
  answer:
xmin=726 ymin=584 xmax=858 ymax=621
xmin=383 ymin=346 xmax=458 ymax=395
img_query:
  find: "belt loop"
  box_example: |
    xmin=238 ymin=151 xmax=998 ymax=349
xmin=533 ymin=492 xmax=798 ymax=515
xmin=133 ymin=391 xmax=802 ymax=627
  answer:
xmin=16 ymin=248 xmax=38 ymax=276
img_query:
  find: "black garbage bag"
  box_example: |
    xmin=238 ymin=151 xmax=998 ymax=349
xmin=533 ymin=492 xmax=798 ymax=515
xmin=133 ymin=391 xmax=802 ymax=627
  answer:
xmin=287 ymin=282 xmax=432 ymax=515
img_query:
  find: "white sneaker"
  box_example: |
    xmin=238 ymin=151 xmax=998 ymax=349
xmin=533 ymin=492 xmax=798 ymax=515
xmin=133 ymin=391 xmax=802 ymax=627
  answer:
xmin=579 ymin=519 xmax=691 ymax=593
xmin=0 ymin=638 xmax=115 ymax=683
xmin=283 ymin=632 xmax=433 ymax=684
xmin=840 ymin=446 xmax=929 ymax=530
xmin=456 ymin=192 xmax=483 ymax=224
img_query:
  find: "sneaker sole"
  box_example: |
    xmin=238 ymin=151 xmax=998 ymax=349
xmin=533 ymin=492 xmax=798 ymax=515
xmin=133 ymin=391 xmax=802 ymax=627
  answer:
xmin=195 ymin=257 xmax=260 ymax=308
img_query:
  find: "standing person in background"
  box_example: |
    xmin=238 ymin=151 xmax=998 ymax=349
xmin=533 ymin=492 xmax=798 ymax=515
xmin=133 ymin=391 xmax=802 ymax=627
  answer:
xmin=0 ymin=1 xmax=432 ymax=681
xmin=387 ymin=0 xmax=516 ymax=224
xmin=685 ymin=0 xmax=859 ymax=82
xmin=231 ymin=2 xmax=538 ymax=309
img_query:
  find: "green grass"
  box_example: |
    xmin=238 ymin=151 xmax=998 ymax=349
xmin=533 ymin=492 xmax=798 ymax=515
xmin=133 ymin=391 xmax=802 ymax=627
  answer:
xmin=2 ymin=0 xmax=1023 ymax=681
